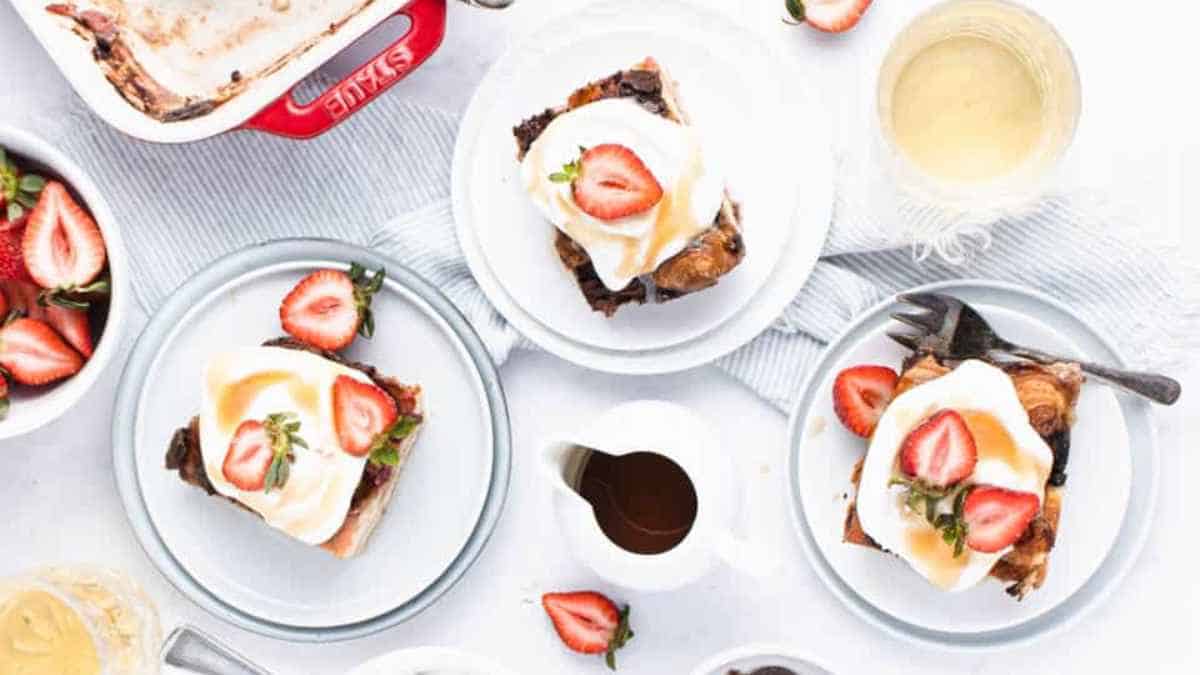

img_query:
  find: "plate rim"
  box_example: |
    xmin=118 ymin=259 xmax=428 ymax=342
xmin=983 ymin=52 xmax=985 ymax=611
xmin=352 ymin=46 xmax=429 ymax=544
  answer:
xmin=346 ymin=646 xmax=520 ymax=675
xmin=111 ymin=237 xmax=513 ymax=642
xmin=450 ymin=0 xmax=834 ymax=374
xmin=784 ymin=278 xmax=1159 ymax=651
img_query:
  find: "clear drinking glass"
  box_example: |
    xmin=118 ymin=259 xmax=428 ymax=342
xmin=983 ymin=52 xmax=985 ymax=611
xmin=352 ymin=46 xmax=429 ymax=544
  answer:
xmin=0 ymin=566 xmax=161 ymax=675
xmin=876 ymin=0 xmax=1081 ymax=215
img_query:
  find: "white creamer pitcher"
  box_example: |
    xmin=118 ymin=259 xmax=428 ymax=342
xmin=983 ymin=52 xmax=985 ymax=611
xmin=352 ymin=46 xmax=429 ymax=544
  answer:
xmin=540 ymin=400 xmax=772 ymax=591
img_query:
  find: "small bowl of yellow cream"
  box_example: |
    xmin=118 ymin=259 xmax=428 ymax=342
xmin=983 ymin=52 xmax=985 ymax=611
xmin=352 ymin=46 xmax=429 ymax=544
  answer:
xmin=877 ymin=0 xmax=1080 ymax=212
xmin=0 ymin=567 xmax=161 ymax=675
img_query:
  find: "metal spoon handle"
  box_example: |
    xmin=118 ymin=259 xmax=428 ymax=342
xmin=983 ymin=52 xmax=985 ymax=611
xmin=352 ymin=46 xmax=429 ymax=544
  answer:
xmin=161 ymin=626 xmax=273 ymax=675
xmin=1005 ymin=344 xmax=1182 ymax=405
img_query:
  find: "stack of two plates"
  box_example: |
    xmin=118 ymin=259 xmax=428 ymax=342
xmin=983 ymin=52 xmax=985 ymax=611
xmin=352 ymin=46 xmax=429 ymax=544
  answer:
xmin=113 ymin=239 xmax=512 ymax=641
xmin=452 ymin=0 xmax=834 ymax=373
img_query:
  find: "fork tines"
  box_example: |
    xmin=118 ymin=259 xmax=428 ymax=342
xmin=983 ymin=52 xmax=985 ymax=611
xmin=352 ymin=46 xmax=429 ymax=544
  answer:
xmin=887 ymin=331 xmax=923 ymax=352
xmin=890 ymin=311 xmax=939 ymax=332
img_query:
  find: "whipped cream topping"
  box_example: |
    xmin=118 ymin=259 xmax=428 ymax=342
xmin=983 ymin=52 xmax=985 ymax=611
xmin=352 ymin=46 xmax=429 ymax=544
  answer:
xmin=199 ymin=347 xmax=374 ymax=545
xmin=520 ymin=98 xmax=726 ymax=291
xmin=857 ymin=360 xmax=1053 ymax=591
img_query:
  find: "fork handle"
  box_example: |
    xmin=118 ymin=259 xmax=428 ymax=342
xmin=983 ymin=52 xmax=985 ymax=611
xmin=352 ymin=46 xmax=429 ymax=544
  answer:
xmin=1003 ymin=345 xmax=1182 ymax=405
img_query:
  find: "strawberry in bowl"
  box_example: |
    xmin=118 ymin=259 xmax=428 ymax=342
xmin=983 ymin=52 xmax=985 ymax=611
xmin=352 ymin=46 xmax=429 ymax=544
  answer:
xmin=0 ymin=127 xmax=128 ymax=439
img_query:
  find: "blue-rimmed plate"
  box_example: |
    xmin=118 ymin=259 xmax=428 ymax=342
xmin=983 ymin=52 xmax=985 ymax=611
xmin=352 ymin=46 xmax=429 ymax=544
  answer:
xmin=787 ymin=280 xmax=1156 ymax=650
xmin=113 ymin=238 xmax=511 ymax=642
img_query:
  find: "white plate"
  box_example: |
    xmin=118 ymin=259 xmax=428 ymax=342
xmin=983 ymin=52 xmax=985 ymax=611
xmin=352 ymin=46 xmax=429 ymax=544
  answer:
xmin=787 ymin=280 xmax=1156 ymax=650
xmin=452 ymin=0 xmax=833 ymax=373
xmin=113 ymin=239 xmax=511 ymax=641
xmin=347 ymin=646 xmax=518 ymax=675
xmin=689 ymin=643 xmax=837 ymax=675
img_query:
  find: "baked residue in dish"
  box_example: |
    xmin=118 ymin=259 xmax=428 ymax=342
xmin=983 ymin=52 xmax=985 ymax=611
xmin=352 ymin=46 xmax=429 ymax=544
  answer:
xmin=44 ymin=0 xmax=380 ymax=122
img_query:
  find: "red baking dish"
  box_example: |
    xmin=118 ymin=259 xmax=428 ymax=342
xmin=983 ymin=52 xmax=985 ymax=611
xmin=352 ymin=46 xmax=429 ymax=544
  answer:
xmin=11 ymin=0 xmax=461 ymax=143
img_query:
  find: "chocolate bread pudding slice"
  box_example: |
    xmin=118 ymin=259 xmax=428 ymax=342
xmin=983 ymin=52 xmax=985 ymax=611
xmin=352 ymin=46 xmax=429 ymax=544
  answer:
xmin=166 ymin=337 xmax=424 ymax=559
xmin=514 ymin=58 xmax=745 ymax=316
xmin=843 ymin=354 xmax=1082 ymax=600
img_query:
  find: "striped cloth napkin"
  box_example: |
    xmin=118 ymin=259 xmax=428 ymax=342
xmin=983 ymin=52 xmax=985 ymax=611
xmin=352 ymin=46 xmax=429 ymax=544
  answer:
xmin=33 ymin=92 xmax=1199 ymax=411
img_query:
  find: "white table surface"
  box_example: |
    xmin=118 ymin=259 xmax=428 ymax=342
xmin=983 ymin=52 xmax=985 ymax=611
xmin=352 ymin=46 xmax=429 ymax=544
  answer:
xmin=1 ymin=1 xmax=1197 ymax=673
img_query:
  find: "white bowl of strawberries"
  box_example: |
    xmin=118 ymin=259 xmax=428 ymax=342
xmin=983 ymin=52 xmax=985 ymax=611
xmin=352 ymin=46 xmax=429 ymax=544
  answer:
xmin=0 ymin=125 xmax=128 ymax=439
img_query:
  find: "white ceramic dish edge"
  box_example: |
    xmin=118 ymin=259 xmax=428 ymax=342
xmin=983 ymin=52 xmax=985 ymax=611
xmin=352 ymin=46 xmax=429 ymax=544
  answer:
xmin=347 ymin=646 xmax=521 ymax=675
xmin=688 ymin=643 xmax=838 ymax=675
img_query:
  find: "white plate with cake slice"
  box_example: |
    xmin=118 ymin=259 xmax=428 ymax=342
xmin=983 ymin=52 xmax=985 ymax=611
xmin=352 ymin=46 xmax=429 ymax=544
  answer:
xmin=787 ymin=280 xmax=1156 ymax=650
xmin=112 ymin=239 xmax=511 ymax=642
xmin=452 ymin=0 xmax=833 ymax=374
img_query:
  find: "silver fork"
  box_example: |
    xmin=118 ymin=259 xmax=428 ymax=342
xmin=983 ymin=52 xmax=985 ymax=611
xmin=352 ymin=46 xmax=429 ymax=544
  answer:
xmin=888 ymin=292 xmax=1182 ymax=405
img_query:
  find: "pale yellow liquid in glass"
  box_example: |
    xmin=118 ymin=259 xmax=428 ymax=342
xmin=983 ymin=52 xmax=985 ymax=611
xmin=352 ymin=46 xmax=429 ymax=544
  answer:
xmin=0 ymin=590 xmax=100 ymax=675
xmin=891 ymin=35 xmax=1046 ymax=182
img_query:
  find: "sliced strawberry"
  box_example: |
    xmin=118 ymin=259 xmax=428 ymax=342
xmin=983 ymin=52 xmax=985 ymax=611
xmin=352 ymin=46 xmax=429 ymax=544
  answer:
xmin=786 ymin=0 xmax=873 ymax=33
xmin=22 ymin=181 xmax=107 ymax=291
xmin=832 ymin=365 xmax=898 ymax=437
xmin=0 ymin=287 xmax=6 ymax=318
xmin=557 ymin=144 xmax=663 ymax=221
xmin=280 ymin=270 xmax=357 ymax=350
xmin=221 ymin=420 xmax=273 ymax=491
xmin=542 ymin=592 xmax=634 ymax=669
xmin=963 ymin=486 xmax=1040 ymax=553
xmin=0 ymin=280 xmax=47 ymax=320
xmin=899 ymin=409 xmax=977 ymax=488
xmin=0 ymin=280 xmax=91 ymax=357
xmin=332 ymin=374 xmax=398 ymax=457
xmin=0 ymin=317 xmax=83 ymax=385
xmin=280 ymin=264 xmax=383 ymax=351
xmin=45 ymin=304 xmax=92 ymax=358
xmin=0 ymin=227 xmax=32 ymax=282
xmin=0 ymin=371 xmax=9 ymax=420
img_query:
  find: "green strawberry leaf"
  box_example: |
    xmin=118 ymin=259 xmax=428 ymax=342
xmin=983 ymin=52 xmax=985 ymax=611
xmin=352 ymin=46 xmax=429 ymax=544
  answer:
xmin=261 ymin=412 xmax=307 ymax=493
xmin=367 ymin=414 xmax=423 ymax=466
xmin=604 ymin=605 xmax=634 ymax=671
xmin=18 ymin=174 xmax=45 ymax=194
xmin=349 ymin=262 xmax=385 ymax=340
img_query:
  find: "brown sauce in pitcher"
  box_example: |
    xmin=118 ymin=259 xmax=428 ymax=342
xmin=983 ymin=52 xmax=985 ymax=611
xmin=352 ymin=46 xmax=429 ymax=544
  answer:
xmin=576 ymin=451 xmax=698 ymax=555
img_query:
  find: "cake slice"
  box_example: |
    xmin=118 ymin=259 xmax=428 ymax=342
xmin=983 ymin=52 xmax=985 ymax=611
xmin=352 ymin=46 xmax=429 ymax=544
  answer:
xmin=514 ymin=58 xmax=745 ymax=316
xmin=841 ymin=354 xmax=1081 ymax=599
xmin=166 ymin=338 xmax=424 ymax=559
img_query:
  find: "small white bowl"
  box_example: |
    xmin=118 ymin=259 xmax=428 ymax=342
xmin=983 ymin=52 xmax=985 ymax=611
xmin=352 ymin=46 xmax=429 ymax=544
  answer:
xmin=0 ymin=125 xmax=129 ymax=439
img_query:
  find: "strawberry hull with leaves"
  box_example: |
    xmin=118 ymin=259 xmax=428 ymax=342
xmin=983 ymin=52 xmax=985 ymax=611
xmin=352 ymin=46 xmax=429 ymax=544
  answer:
xmin=0 ymin=147 xmax=111 ymax=421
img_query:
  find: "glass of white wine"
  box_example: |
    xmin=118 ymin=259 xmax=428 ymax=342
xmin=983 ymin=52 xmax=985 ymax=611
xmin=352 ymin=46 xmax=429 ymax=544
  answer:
xmin=876 ymin=0 xmax=1081 ymax=214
